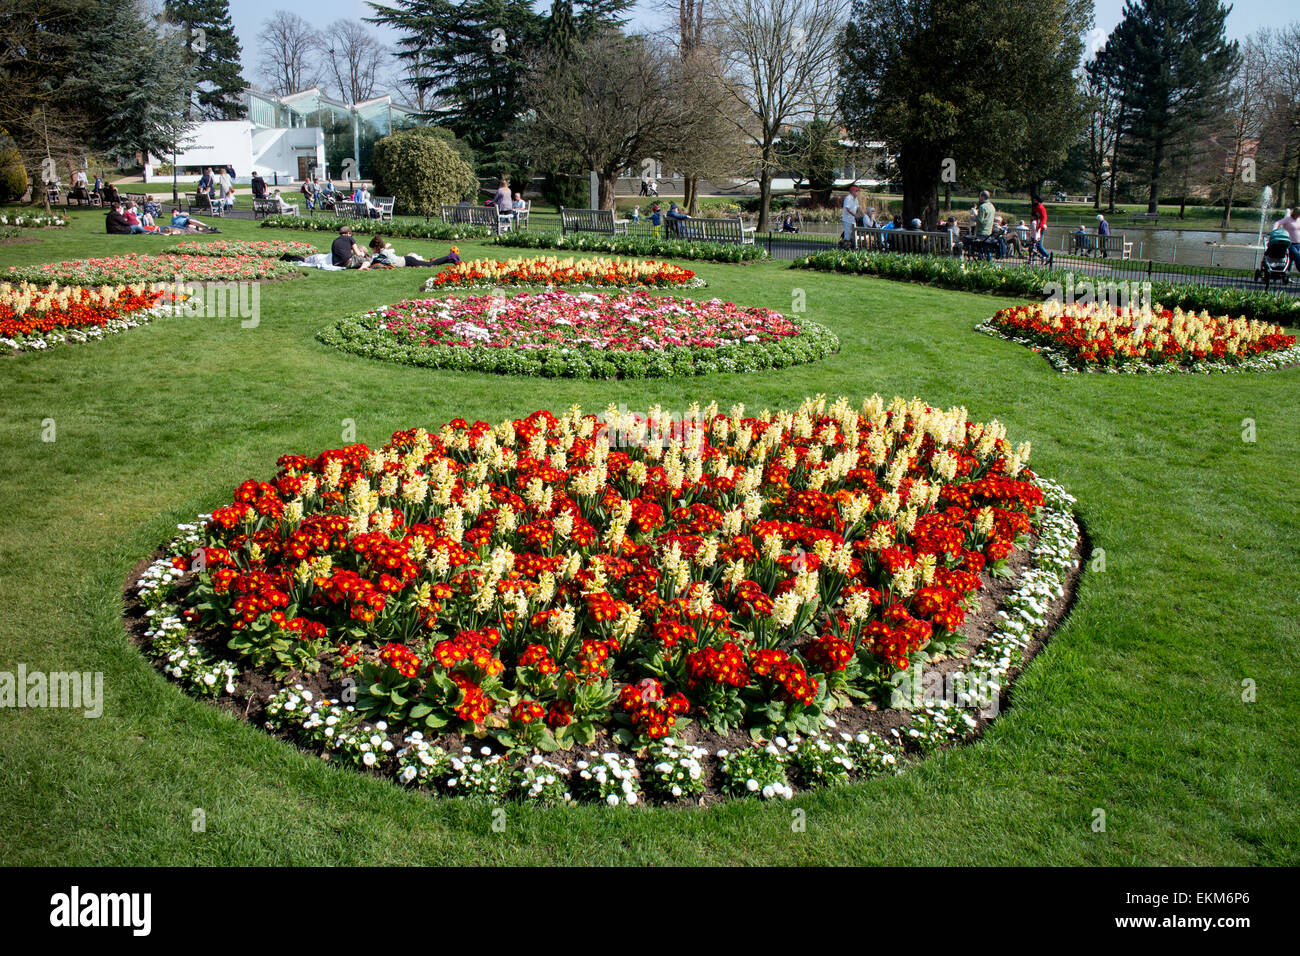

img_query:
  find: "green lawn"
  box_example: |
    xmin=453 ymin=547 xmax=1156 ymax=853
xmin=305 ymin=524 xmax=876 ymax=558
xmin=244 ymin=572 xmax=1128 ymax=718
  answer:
xmin=1 ymin=209 xmax=1297 ymax=865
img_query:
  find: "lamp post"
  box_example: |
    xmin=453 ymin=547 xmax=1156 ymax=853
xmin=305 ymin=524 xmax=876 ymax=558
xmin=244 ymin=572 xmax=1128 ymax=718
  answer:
xmin=171 ymin=144 xmax=178 ymax=203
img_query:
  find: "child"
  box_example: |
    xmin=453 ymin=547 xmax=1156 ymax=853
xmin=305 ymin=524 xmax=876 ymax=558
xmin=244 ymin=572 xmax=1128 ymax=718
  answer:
xmin=631 ymin=205 xmax=640 ymax=224
xmin=650 ymin=203 xmax=662 ymax=239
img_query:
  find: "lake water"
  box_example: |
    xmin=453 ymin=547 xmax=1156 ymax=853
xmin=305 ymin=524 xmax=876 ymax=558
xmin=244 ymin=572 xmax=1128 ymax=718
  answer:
xmin=795 ymin=221 xmax=1274 ymax=268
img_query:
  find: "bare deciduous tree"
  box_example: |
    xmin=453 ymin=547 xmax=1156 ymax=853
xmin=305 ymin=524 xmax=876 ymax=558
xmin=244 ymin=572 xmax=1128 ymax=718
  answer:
xmin=706 ymin=0 xmax=846 ymax=231
xmin=258 ymin=11 xmax=321 ymax=96
xmin=519 ymin=31 xmax=693 ymax=210
xmin=323 ymin=21 xmax=387 ymax=104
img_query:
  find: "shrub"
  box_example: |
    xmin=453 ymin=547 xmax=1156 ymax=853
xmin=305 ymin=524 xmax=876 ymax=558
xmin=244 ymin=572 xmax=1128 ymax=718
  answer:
xmin=0 ymin=148 xmax=28 ymax=203
xmin=370 ymin=130 xmax=478 ymax=218
xmin=493 ymin=230 xmax=767 ymax=263
xmin=791 ymin=250 xmax=1300 ymax=326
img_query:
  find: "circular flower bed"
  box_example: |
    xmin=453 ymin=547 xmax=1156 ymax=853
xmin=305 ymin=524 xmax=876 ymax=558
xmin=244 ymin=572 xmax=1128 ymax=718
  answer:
xmin=1 ymin=282 xmax=176 ymax=353
xmin=319 ymin=289 xmax=840 ymax=378
xmin=422 ymin=256 xmax=703 ymax=290
xmin=980 ymin=300 xmax=1299 ymax=373
xmin=6 ymin=253 xmax=304 ymax=287
xmin=132 ymin=396 xmax=1081 ymax=805
xmin=171 ymin=239 xmax=318 ymax=258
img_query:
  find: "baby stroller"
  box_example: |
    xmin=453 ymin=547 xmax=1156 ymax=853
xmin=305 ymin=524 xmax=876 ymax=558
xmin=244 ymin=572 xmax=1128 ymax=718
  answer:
xmin=1255 ymin=229 xmax=1293 ymax=290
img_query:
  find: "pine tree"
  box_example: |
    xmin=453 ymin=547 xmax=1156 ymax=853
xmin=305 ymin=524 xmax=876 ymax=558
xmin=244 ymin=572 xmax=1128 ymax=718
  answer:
xmin=1100 ymin=0 xmax=1238 ymax=213
xmin=544 ymin=0 xmax=578 ymax=58
xmin=163 ymin=0 xmax=247 ymax=120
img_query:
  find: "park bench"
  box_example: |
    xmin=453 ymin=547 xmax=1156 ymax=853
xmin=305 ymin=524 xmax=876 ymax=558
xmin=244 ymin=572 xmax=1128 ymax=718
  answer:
xmin=667 ymin=215 xmax=755 ymax=244
xmin=961 ymin=234 xmax=1004 ymax=260
xmin=66 ymin=186 xmax=100 ymax=208
xmin=252 ymin=197 xmax=283 ymax=219
xmin=100 ymin=184 xmax=122 ymax=205
xmin=855 ymin=226 xmax=953 ymax=255
xmin=442 ymin=203 xmax=512 ymax=234
xmin=371 ymin=196 xmax=395 ymax=221
xmin=1071 ymin=230 xmax=1133 ymax=260
xmin=559 ymin=207 xmax=629 ymax=235
xmin=123 ymin=192 xmax=147 ymax=206
xmin=190 ymin=191 xmax=223 ymax=217
xmin=1128 ymin=211 xmax=1161 ymax=225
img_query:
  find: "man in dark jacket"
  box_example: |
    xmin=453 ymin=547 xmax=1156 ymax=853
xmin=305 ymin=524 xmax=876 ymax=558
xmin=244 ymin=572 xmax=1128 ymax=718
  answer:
xmin=106 ymin=203 xmax=137 ymax=234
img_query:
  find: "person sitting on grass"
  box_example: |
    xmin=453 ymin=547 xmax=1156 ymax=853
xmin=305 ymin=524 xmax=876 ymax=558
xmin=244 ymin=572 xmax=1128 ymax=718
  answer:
xmin=105 ymin=202 xmax=136 ymax=235
xmin=331 ymin=225 xmax=368 ymax=268
xmin=362 ymin=235 xmax=463 ymax=269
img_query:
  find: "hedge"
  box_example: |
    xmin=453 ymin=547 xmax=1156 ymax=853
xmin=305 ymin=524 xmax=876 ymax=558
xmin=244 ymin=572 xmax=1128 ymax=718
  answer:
xmin=791 ymin=250 xmax=1300 ymax=326
xmin=492 ymin=231 xmax=767 ymax=263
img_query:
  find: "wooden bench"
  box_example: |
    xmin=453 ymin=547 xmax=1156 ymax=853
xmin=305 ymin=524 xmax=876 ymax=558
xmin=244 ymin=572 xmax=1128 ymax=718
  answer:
xmin=1128 ymin=211 xmax=1161 ymax=225
xmin=371 ymin=196 xmax=395 ymax=221
xmin=66 ymin=186 xmax=101 ymax=208
xmin=1071 ymin=231 xmax=1132 ymax=260
xmin=667 ymin=215 xmax=755 ymax=244
xmin=123 ymin=192 xmax=147 ymax=206
xmin=252 ymin=197 xmax=282 ymax=219
xmin=559 ymin=207 xmax=628 ymax=235
xmin=190 ymin=191 xmax=223 ymax=217
xmin=441 ymin=204 xmax=511 ymax=234
xmin=854 ymin=226 xmax=953 ymax=255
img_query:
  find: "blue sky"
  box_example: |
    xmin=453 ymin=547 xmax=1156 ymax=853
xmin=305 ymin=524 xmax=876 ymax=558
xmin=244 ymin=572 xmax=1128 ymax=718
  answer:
xmin=227 ymin=0 xmax=1276 ymax=97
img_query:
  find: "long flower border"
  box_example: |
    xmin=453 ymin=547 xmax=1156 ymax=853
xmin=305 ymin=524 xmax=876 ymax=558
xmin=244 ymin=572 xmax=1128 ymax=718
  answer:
xmin=977 ymin=302 xmax=1300 ymax=375
xmin=319 ymin=291 xmax=840 ymax=378
xmin=1 ymin=283 xmax=179 ymax=354
xmin=130 ymin=401 xmax=1080 ymax=807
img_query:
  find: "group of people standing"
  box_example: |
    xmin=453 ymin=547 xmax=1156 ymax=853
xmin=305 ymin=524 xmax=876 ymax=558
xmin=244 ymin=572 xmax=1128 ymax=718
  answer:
xmin=196 ymin=166 xmax=237 ymax=210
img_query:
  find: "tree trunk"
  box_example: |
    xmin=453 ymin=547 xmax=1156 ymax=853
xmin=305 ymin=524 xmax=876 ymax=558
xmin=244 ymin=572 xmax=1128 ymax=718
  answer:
xmin=1221 ymin=170 xmax=1236 ymax=228
xmin=898 ymin=148 xmax=939 ymax=230
xmin=1147 ymin=141 xmax=1163 ymax=214
xmin=684 ymin=175 xmax=698 ymax=215
xmin=598 ymin=171 xmax=618 ymax=211
xmin=756 ymin=168 xmax=772 ymax=233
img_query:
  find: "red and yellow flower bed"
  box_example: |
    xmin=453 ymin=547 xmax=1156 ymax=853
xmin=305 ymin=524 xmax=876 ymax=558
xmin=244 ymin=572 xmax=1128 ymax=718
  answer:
xmin=139 ymin=395 xmax=1048 ymax=753
xmin=985 ymin=301 xmax=1298 ymax=371
xmin=424 ymin=255 xmax=702 ymax=289
xmin=1 ymin=281 xmax=176 ymax=353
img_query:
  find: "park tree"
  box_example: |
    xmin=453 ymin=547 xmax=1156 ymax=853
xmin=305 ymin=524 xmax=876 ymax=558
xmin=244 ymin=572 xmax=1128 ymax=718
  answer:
xmin=76 ymin=3 xmax=197 ymax=175
xmin=1254 ymin=23 xmax=1300 ymax=211
xmin=258 ymin=11 xmax=321 ymax=96
xmin=775 ymin=118 xmax=844 ymax=206
xmin=1207 ymin=35 xmax=1267 ymax=226
xmin=368 ymin=0 xmax=545 ymax=170
xmin=322 ymin=21 xmax=388 ymax=104
xmin=1081 ymin=56 xmax=1123 ymax=210
xmin=518 ymin=30 xmax=688 ymax=210
xmin=710 ymin=0 xmax=846 ymax=232
xmin=840 ymin=0 xmax=1090 ymax=230
xmin=163 ymin=0 xmax=247 ymax=120
xmin=1100 ymin=0 xmax=1238 ymax=214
